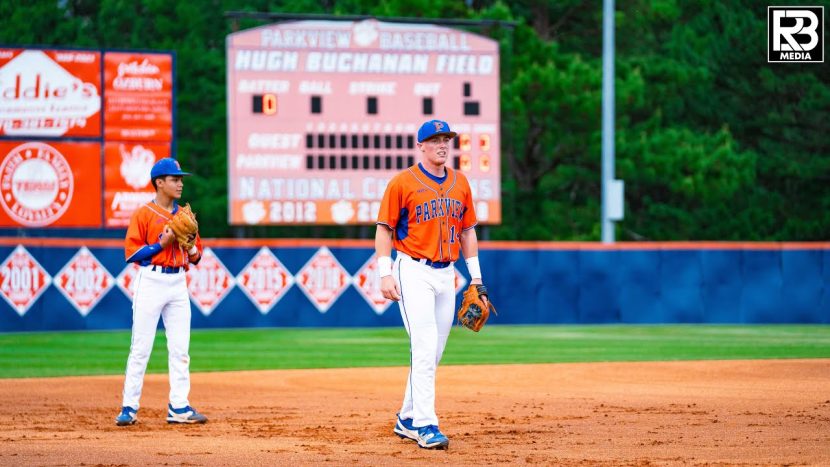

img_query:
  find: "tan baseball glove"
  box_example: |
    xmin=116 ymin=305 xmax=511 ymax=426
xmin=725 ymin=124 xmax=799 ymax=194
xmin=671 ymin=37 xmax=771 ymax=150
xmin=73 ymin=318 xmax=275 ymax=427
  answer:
xmin=166 ymin=203 xmax=198 ymax=250
xmin=457 ymin=284 xmax=497 ymax=332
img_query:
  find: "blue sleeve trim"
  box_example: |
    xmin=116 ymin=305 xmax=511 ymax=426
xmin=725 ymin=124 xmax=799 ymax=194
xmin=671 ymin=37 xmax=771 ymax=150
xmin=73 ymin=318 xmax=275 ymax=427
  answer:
xmin=127 ymin=243 xmax=162 ymax=263
xmin=396 ymin=208 xmax=409 ymax=241
xmin=462 ymin=223 xmax=478 ymax=231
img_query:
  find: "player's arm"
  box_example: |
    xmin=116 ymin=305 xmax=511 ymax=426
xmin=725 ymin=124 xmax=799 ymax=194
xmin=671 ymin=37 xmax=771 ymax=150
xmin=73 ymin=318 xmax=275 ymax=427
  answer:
xmin=188 ymin=234 xmax=203 ymax=265
xmin=375 ymin=224 xmax=401 ymax=301
xmin=124 ymin=210 xmax=173 ymax=263
xmin=459 ymin=178 xmax=482 ymax=285
xmin=460 ymin=227 xmax=483 ymax=285
xmin=375 ymin=176 xmax=402 ymax=301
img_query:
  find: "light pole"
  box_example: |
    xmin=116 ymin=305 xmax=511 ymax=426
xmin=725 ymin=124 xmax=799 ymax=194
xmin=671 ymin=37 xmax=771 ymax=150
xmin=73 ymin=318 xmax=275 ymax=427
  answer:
xmin=601 ymin=0 xmax=624 ymax=243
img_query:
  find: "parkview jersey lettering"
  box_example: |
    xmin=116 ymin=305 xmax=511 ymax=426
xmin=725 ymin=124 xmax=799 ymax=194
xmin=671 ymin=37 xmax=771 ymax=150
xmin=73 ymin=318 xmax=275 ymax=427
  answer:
xmin=125 ymin=201 xmax=202 ymax=268
xmin=377 ymin=164 xmax=476 ymax=263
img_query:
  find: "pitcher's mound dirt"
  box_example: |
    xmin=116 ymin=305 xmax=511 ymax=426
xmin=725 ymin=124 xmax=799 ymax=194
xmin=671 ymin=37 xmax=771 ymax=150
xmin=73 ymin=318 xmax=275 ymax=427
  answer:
xmin=1 ymin=359 xmax=829 ymax=465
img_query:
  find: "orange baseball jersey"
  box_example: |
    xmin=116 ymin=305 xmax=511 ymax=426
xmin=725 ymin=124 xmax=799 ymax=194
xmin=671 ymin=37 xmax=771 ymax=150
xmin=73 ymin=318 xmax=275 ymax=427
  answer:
xmin=377 ymin=165 xmax=477 ymax=263
xmin=125 ymin=201 xmax=203 ymax=268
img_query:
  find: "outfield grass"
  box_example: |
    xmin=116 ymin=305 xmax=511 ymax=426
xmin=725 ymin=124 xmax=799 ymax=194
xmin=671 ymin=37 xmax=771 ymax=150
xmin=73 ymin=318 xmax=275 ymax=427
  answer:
xmin=0 ymin=324 xmax=828 ymax=378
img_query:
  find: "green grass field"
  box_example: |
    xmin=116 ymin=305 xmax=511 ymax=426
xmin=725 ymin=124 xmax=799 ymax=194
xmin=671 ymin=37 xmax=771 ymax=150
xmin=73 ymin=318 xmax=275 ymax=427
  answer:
xmin=0 ymin=324 xmax=828 ymax=378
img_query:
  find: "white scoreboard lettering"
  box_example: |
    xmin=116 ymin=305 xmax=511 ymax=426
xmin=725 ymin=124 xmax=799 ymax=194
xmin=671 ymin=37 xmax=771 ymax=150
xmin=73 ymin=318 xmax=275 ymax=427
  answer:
xmin=226 ymin=19 xmax=501 ymax=225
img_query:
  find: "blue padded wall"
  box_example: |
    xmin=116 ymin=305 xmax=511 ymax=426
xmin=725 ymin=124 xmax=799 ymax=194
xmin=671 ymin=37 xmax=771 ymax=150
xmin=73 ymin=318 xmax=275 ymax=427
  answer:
xmin=0 ymin=242 xmax=827 ymax=331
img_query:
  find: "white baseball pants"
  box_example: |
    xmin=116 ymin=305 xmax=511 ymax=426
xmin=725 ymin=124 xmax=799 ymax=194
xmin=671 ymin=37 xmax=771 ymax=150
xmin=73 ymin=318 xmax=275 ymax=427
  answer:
xmin=121 ymin=265 xmax=192 ymax=410
xmin=394 ymin=252 xmax=456 ymax=428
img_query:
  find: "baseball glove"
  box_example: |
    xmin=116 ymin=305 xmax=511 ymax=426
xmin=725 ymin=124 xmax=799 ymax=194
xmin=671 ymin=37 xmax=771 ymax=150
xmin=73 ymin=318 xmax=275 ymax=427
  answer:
xmin=457 ymin=284 xmax=496 ymax=332
xmin=166 ymin=203 xmax=198 ymax=250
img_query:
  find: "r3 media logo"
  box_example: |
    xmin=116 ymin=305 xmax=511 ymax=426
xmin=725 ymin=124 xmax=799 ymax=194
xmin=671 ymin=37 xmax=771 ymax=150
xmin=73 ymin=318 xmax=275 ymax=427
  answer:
xmin=768 ymin=6 xmax=824 ymax=63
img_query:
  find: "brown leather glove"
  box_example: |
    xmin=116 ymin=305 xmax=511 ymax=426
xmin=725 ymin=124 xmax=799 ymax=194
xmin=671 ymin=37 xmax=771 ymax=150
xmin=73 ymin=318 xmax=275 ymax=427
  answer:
xmin=166 ymin=203 xmax=198 ymax=250
xmin=457 ymin=284 xmax=497 ymax=332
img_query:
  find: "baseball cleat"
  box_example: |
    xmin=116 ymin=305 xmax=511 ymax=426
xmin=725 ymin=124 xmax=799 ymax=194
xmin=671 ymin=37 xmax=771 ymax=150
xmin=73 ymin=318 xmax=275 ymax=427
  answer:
xmin=115 ymin=406 xmax=138 ymax=426
xmin=166 ymin=404 xmax=208 ymax=424
xmin=416 ymin=424 xmax=449 ymax=450
xmin=394 ymin=414 xmax=418 ymax=441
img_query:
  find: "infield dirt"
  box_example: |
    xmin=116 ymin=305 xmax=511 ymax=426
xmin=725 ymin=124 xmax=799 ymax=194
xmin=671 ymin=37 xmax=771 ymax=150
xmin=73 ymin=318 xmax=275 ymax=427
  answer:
xmin=1 ymin=359 xmax=828 ymax=465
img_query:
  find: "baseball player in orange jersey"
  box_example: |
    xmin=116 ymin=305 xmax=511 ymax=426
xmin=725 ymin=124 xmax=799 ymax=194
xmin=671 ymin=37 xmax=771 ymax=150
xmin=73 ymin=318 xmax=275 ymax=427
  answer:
xmin=115 ymin=157 xmax=207 ymax=426
xmin=376 ymin=119 xmax=486 ymax=450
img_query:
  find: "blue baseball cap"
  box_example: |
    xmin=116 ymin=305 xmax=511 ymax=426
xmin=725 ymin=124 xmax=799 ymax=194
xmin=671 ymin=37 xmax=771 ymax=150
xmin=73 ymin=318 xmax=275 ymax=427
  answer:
xmin=150 ymin=157 xmax=191 ymax=179
xmin=417 ymin=119 xmax=457 ymax=143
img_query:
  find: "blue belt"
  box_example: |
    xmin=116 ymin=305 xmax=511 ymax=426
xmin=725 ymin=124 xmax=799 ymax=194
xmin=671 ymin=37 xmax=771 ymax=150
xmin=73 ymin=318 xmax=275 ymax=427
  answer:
xmin=151 ymin=265 xmax=182 ymax=274
xmin=410 ymin=256 xmax=451 ymax=269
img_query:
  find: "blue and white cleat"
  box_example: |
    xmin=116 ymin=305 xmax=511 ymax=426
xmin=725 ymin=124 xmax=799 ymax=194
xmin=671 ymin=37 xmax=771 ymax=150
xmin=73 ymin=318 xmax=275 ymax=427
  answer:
xmin=393 ymin=414 xmax=418 ymax=441
xmin=115 ymin=406 xmax=137 ymax=426
xmin=166 ymin=404 xmax=208 ymax=424
xmin=416 ymin=424 xmax=449 ymax=450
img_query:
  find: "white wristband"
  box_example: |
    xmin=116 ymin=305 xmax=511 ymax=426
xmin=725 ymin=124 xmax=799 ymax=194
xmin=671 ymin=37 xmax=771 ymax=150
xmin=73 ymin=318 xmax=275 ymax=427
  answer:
xmin=465 ymin=256 xmax=482 ymax=280
xmin=188 ymin=245 xmax=199 ymax=256
xmin=377 ymin=255 xmax=393 ymax=278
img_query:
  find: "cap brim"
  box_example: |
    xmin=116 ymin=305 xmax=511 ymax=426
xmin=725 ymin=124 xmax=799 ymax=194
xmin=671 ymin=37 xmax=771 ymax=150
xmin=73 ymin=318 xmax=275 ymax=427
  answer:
xmin=421 ymin=131 xmax=457 ymax=142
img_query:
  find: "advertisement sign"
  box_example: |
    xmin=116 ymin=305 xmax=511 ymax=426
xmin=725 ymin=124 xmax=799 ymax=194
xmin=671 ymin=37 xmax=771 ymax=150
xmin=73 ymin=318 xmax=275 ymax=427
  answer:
xmin=103 ymin=141 xmax=169 ymax=227
xmin=0 ymin=141 xmax=101 ymax=227
xmin=115 ymin=262 xmax=140 ymax=300
xmin=0 ymin=245 xmax=51 ymax=316
xmin=0 ymin=48 xmax=102 ymax=138
xmin=186 ymin=248 xmax=236 ymax=316
xmin=103 ymin=52 xmax=173 ymax=141
xmin=295 ymin=246 xmax=350 ymax=313
xmin=235 ymin=246 xmax=295 ymax=314
xmin=53 ymin=246 xmax=114 ymax=317
xmin=226 ymin=20 xmax=501 ymax=225
xmin=352 ymin=253 xmax=393 ymax=315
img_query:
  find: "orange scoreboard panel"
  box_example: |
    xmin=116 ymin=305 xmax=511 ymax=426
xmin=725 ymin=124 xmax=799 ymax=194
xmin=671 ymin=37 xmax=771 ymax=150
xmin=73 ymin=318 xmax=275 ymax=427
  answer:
xmin=226 ymin=20 xmax=501 ymax=225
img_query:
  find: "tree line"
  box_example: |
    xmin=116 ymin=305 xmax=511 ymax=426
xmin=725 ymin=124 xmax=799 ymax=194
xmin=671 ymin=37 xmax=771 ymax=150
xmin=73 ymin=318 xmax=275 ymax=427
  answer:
xmin=0 ymin=0 xmax=826 ymax=240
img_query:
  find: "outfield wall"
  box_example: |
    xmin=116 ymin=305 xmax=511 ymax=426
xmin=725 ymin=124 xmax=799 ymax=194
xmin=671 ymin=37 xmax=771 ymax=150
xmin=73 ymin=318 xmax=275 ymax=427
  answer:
xmin=0 ymin=239 xmax=827 ymax=332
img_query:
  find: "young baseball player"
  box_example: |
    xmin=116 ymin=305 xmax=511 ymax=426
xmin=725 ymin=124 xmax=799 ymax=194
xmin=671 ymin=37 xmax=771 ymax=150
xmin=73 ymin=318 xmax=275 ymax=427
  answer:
xmin=375 ymin=119 xmax=485 ymax=450
xmin=115 ymin=157 xmax=207 ymax=426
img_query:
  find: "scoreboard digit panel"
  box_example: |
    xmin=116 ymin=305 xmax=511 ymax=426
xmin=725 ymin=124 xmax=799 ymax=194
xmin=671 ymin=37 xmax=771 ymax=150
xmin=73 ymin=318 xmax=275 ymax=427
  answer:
xmin=227 ymin=19 xmax=501 ymax=226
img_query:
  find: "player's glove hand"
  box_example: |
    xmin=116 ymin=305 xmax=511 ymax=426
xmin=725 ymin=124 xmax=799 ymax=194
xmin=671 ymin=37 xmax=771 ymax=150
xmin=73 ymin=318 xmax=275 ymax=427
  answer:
xmin=166 ymin=203 xmax=199 ymax=250
xmin=457 ymin=284 xmax=496 ymax=332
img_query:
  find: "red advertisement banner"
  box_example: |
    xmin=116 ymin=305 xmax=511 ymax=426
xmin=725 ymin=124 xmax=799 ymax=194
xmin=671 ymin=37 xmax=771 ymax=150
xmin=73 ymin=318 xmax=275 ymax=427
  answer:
xmin=0 ymin=141 xmax=102 ymax=227
xmin=103 ymin=52 xmax=173 ymax=142
xmin=103 ymin=141 xmax=170 ymax=227
xmin=0 ymin=48 xmax=102 ymax=138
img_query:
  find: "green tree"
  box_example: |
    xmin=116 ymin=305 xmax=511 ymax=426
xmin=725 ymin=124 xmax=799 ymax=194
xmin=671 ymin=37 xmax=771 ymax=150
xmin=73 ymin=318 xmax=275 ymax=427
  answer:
xmin=0 ymin=0 xmax=826 ymax=240
xmin=611 ymin=0 xmax=829 ymax=239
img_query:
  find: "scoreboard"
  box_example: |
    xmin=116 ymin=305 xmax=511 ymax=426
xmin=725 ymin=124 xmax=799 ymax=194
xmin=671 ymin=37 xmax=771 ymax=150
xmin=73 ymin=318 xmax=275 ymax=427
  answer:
xmin=226 ymin=19 xmax=501 ymax=225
